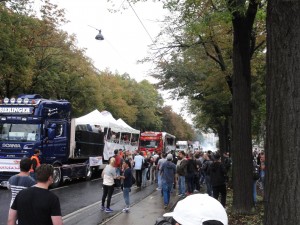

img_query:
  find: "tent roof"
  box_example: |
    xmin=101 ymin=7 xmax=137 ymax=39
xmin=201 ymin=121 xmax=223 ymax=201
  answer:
xmin=75 ymin=110 xmax=140 ymax=134
xmin=116 ymin=118 xmax=140 ymax=134
xmin=75 ymin=110 xmax=122 ymax=132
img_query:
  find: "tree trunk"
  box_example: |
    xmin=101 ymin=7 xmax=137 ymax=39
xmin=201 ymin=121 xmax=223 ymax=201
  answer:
xmin=217 ymin=117 xmax=231 ymax=155
xmin=265 ymin=1 xmax=300 ymax=224
xmin=231 ymin=16 xmax=254 ymax=212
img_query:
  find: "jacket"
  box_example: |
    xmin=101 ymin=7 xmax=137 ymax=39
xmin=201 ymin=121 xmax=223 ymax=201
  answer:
xmin=207 ymin=161 xmax=226 ymax=187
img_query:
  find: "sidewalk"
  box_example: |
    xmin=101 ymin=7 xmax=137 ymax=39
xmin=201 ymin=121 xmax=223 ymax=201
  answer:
xmin=101 ymin=188 xmax=180 ymax=225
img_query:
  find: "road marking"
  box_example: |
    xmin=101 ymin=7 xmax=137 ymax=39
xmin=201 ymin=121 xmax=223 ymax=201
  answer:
xmin=50 ymin=186 xmax=68 ymax=191
xmin=62 ymin=191 xmax=123 ymax=221
xmin=92 ymin=178 xmax=102 ymax=182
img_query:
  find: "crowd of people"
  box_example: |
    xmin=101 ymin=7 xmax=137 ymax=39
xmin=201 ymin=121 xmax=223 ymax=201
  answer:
xmin=101 ymin=148 xmax=230 ymax=225
xmin=103 ymin=148 xmax=233 ymax=213
xmin=8 ymin=147 xmax=268 ymax=224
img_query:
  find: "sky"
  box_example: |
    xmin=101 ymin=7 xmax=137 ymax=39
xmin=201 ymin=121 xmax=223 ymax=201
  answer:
xmin=34 ymin=0 xmax=192 ymax=123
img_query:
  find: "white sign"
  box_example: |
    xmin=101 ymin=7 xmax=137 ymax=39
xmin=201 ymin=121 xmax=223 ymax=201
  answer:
xmin=0 ymin=159 xmax=20 ymax=172
xmin=89 ymin=156 xmax=103 ymax=166
xmin=0 ymin=107 xmax=33 ymax=114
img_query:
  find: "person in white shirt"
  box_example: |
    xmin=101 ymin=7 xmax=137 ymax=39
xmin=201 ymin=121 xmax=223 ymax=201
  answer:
xmin=133 ymin=152 xmax=144 ymax=187
xmin=101 ymin=157 xmax=119 ymax=213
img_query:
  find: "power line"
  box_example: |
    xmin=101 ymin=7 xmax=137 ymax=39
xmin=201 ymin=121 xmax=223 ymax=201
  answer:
xmin=126 ymin=0 xmax=155 ymax=44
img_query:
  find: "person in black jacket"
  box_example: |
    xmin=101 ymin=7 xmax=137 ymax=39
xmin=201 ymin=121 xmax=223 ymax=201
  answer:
xmin=207 ymin=153 xmax=227 ymax=207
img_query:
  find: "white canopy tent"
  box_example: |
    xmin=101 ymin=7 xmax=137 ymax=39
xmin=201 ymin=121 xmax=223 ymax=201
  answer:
xmin=75 ymin=110 xmax=140 ymax=160
xmin=75 ymin=109 xmax=122 ymax=132
xmin=116 ymin=118 xmax=140 ymax=134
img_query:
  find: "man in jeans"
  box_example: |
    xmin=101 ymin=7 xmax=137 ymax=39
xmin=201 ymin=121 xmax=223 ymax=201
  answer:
xmin=176 ymin=151 xmax=187 ymax=196
xmin=161 ymin=154 xmax=176 ymax=208
xmin=156 ymin=153 xmax=167 ymax=190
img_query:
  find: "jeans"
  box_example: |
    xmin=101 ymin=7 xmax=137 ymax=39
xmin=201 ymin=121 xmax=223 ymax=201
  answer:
xmin=162 ymin=181 xmax=173 ymax=205
xmin=205 ymin=175 xmax=213 ymax=196
xmin=151 ymin=166 xmax=156 ymax=183
xmin=157 ymin=171 xmax=162 ymax=189
xmin=116 ymin=167 xmax=121 ymax=176
xmin=200 ymin=171 xmax=205 ymax=184
xmin=178 ymin=176 xmax=185 ymax=195
xmin=142 ymin=168 xmax=148 ymax=187
xmin=212 ymin=184 xmax=227 ymax=207
xmin=123 ymin=187 xmax=130 ymax=207
xmin=102 ymin=185 xmax=114 ymax=208
xmin=253 ymin=180 xmax=257 ymax=204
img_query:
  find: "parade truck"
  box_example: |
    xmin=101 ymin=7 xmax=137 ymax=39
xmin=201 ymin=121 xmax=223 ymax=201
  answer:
xmin=138 ymin=131 xmax=176 ymax=154
xmin=176 ymin=141 xmax=189 ymax=153
xmin=0 ymin=94 xmax=104 ymax=188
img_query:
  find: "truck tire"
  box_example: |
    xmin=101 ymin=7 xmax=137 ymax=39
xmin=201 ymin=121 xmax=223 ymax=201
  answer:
xmin=85 ymin=165 xmax=92 ymax=181
xmin=51 ymin=166 xmax=62 ymax=188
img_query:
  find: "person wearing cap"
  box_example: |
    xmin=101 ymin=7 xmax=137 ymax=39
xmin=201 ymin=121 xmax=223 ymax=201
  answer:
xmin=160 ymin=153 xmax=176 ymax=209
xmin=163 ymin=194 xmax=228 ymax=225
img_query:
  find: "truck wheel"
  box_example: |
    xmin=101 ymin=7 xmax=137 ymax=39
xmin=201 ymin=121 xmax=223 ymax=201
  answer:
xmin=85 ymin=165 xmax=92 ymax=181
xmin=51 ymin=166 xmax=62 ymax=188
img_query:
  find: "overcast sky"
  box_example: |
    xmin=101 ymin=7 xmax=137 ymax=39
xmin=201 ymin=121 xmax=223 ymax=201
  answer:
xmin=35 ymin=0 xmax=192 ymax=123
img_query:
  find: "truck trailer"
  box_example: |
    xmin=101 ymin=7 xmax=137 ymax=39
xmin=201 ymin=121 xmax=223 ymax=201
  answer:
xmin=0 ymin=94 xmax=104 ymax=188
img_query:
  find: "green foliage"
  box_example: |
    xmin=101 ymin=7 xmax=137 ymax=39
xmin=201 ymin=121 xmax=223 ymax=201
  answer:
xmin=0 ymin=1 xmax=195 ymax=136
xmin=161 ymin=106 xmax=195 ymax=140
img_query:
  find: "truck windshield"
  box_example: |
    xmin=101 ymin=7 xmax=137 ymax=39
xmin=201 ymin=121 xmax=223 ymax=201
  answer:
xmin=0 ymin=123 xmax=41 ymax=142
xmin=140 ymin=140 xmax=158 ymax=148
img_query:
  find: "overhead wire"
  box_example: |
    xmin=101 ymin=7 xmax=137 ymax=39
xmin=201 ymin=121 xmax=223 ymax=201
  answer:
xmin=126 ymin=0 xmax=155 ymax=44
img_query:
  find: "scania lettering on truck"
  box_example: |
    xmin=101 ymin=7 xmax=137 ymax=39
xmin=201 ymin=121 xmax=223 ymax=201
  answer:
xmin=0 ymin=94 xmax=104 ymax=188
xmin=139 ymin=131 xmax=176 ymax=154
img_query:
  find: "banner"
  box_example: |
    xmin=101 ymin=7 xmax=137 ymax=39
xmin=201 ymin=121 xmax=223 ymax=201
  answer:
xmin=0 ymin=159 xmax=21 ymax=172
xmin=89 ymin=156 xmax=103 ymax=166
xmin=103 ymin=141 xmax=138 ymax=160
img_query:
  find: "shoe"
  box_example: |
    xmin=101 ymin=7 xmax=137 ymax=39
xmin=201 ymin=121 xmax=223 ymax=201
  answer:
xmin=164 ymin=204 xmax=168 ymax=209
xmin=156 ymin=188 xmax=161 ymax=191
xmin=100 ymin=206 xmax=105 ymax=211
xmin=105 ymin=208 xmax=113 ymax=213
xmin=122 ymin=207 xmax=130 ymax=213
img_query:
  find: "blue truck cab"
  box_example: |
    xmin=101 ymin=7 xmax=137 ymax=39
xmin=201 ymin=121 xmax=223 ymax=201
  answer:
xmin=0 ymin=94 xmax=103 ymax=188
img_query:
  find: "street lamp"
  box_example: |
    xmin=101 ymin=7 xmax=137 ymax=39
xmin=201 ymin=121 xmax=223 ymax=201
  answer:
xmin=95 ymin=30 xmax=104 ymax=40
xmin=88 ymin=25 xmax=104 ymax=41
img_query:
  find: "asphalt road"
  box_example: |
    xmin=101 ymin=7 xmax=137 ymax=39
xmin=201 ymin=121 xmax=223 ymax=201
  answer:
xmin=0 ymin=177 xmax=106 ymax=224
xmin=0 ymin=177 xmax=163 ymax=225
